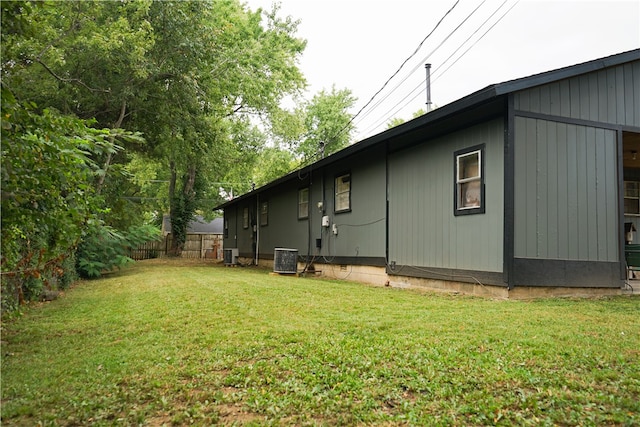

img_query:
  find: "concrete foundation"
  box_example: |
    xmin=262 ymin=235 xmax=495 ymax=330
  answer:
xmin=249 ymin=258 xmax=632 ymax=300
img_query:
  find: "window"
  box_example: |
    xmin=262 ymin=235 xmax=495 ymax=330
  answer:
xmin=454 ymin=145 xmax=484 ymax=215
xmin=298 ymin=188 xmax=309 ymax=219
xmin=243 ymin=207 xmax=249 ymax=229
xmin=625 ymin=181 xmax=640 ymax=215
xmin=224 ymin=218 xmax=229 ymax=238
xmin=335 ymin=173 xmax=351 ymax=213
xmin=260 ymin=201 xmax=268 ymax=226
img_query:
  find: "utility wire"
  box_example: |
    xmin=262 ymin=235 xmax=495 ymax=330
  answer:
xmin=331 ymin=0 xmax=461 ymax=143
xmin=358 ymin=0 xmax=514 ymax=137
xmin=432 ymin=0 xmax=520 ymax=83
xmin=250 ymin=0 xmax=517 ymax=190
xmin=357 ymin=0 xmax=519 ymax=138
xmin=353 ymin=0 xmax=487 ymax=129
xmin=274 ymin=0 xmax=462 ymax=183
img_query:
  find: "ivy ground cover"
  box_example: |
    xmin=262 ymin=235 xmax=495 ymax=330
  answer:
xmin=1 ymin=259 xmax=639 ymax=426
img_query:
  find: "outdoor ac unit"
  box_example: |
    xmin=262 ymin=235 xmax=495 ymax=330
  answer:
xmin=223 ymin=248 xmax=239 ymax=266
xmin=273 ymin=248 xmax=298 ymax=274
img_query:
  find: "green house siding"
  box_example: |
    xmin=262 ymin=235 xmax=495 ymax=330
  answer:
xmin=231 ymin=150 xmax=388 ymax=262
xmin=257 ymin=182 xmax=310 ymax=256
xmin=388 ymin=119 xmax=504 ymax=273
xmin=514 ymin=61 xmax=640 ymax=128
xmin=322 ymin=152 xmax=387 ymax=260
xmin=223 ymin=206 xmax=238 ymax=248
xmin=217 ymin=52 xmax=637 ymax=290
xmin=231 ymin=200 xmax=256 ymax=257
xmin=513 ymin=117 xmax=619 ymax=262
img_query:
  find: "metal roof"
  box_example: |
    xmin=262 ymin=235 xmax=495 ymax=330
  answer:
xmin=215 ymin=48 xmax=640 ymax=210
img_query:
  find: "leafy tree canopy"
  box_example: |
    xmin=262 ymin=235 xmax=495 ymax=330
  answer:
xmin=2 ymin=0 xmax=309 ymax=255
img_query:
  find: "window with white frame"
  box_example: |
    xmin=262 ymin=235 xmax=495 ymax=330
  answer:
xmin=298 ymin=188 xmax=309 ymax=219
xmin=454 ymin=145 xmax=484 ymax=215
xmin=260 ymin=201 xmax=268 ymax=226
xmin=335 ymin=173 xmax=351 ymax=213
xmin=243 ymin=207 xmax=249 ymax=229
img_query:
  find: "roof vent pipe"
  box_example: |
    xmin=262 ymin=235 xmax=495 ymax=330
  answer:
xmin=425 ymin=63 xmax=432 ymax=112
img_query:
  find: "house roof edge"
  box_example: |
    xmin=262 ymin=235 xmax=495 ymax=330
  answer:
xmin=214 ymin=48 xmax=640 ymax=210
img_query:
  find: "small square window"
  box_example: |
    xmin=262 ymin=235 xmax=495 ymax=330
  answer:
xmin=260 ymin=201 xmax=268 ymax=226
xmin=335 ymin=173 xmax=351 ymax=213
xmin=454 ymin=145 xmax=485 ymax=215
xmin=298 ymin=188 xmax=309 ymax=219
xmin=243 ymin=207 xmax=249 ymax=229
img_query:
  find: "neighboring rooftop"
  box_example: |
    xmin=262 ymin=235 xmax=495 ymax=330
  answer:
xmin=162 ymin=215 xmax=223 ymax=235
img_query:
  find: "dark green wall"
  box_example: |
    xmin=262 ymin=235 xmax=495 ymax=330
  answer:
xmin=387 ymin=119 xmax=505 ymax=273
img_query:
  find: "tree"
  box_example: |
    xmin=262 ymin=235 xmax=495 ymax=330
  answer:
xmin=386 ymin=108 xmax=430 ymax=129
xmin=252 ymin=146 xmax=297 ymax=186
xmin=3 ymin=0 xmax=308 ymax=255
xmin=0 ymin=87 xmax=142 ymax=308
xmin=296 ymin=86 xmax=356 ymax=163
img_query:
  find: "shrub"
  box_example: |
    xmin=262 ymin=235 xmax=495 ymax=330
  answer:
xmin=76 ymin=223 xmax=161 ymax=279
xmin=58 ymin=252 xmax=77 ymax=290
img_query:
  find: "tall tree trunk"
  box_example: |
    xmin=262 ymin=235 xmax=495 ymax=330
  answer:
xmin=96 ymin=100 xmax=127 ymax=194
xmin=168 ymin=160 xmax=180 ymax=256
xmin=168 ymin=159 xmax=198 ymax=257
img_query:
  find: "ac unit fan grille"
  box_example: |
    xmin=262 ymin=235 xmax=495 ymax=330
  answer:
xmin=273 ymin=248 xmax=298 ymax=273
xmin=224 ymin=248 xmax=238 ymax=265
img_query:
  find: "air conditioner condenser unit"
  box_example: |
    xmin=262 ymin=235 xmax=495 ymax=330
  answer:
xmin=273 ymin=248 xmax=298 ymax=274
xmin=224 ymin=248 xmax=239 ymax=266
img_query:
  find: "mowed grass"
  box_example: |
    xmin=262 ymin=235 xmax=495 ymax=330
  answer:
xmin=1 ymin=260 xmax=639 ymax=426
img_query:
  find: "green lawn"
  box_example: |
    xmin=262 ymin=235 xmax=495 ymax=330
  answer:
xmin=1 ymin=260 xmax=639 ymax=426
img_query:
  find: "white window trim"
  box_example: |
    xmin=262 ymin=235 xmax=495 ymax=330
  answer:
xmin=243 ymin=207 xmax=249 ymax=229
xmin=454 ymin=145 xmax=485 ymax=215
xmin=334 ymin=173 xmax=351 ymax=213
xmin=260 ymin=201 xmax=268 ymax=226
xmin=298 ymin=188 xmax=309 ymax=219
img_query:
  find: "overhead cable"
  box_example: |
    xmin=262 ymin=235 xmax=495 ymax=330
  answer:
xmin=276 ymin=0 xmax=462 ymax=180
xmin=432 ymin=0 xmax=521 ymax=83
xmin=357 ymin=0 xmax=520 ymax=138
xmin=353 ymin=0 xmax=487 ymax=129
xmin=332 ymin=0 xmax=461 ymax=142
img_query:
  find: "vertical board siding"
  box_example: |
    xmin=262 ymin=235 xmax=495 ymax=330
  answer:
xmin=255 ymin=152 xmax=387 ymax=260
xmin=514 ymin=117 xmax=618 ymax=262
xmin=257 ymin=180 xmax=310 ymax=256
xmin=388 ymin=119 xmax=504 ymax=272
xmin=515 ymin=62 xmax=640 ymax=127
xmin=223 ymin=206 xmax=237 ymax=250
xmin=556 ymin=124 xmax=569 ymax=258
xmin=237 ymin=200 xmax=255 ymax=256
xmin=319 ymin=151 xmax=387 ymax=259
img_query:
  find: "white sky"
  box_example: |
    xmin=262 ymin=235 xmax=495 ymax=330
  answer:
xmin=244 ymin=0 xmax=640 ymax=141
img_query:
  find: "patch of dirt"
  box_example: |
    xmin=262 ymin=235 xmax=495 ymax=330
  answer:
xmin=217 ymin=403 xmax=263 ymax=424
xmin=145 ymin=414 xmax=173 ymax=427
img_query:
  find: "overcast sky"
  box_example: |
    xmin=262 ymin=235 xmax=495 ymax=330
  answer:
xmin=244 ymin=0 xmax=640 ymax=141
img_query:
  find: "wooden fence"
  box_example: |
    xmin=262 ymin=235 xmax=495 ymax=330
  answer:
xmin=130 ymin=234 xmax=223 ymax=260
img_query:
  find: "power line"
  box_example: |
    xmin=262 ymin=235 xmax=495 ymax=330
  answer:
xmin=353 ymin=0 xmax=487 ymax=130
xmin=358 ymin=0 xmax=513 ymax=137
xmin=331 ymin=0 xmax=461 ymax=143
xmin=356 ymin=0 xmax=520 ymax=138
xmin=248 ymin=0 xmax=519 ymax=192
xmin=432 ymin=0 xmax=521 ymax=84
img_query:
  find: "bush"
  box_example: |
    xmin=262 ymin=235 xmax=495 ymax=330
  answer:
xmin=58 ymin=252 xmax=77 ymax=290
xmin=76 ymin=223 xmax=161 ymax=279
